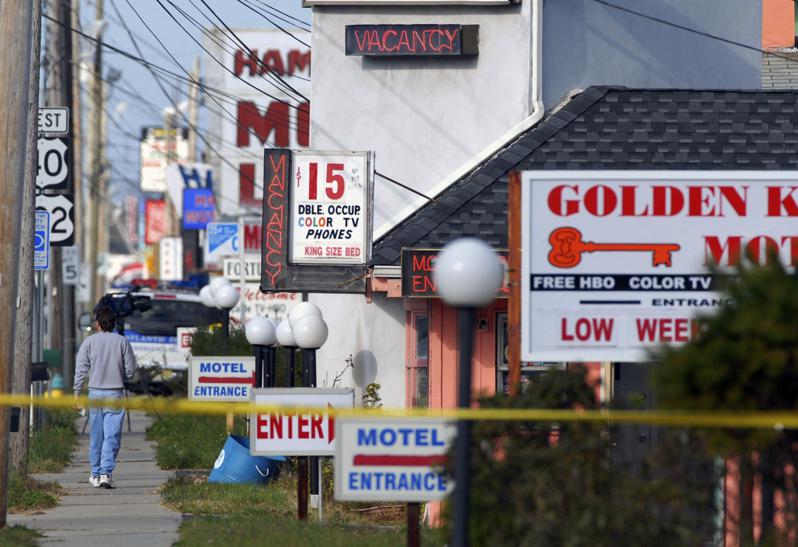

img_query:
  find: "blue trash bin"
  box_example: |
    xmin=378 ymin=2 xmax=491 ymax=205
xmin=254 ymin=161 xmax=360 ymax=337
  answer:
xmin=208 ymin=434 xmax=285 ymax=484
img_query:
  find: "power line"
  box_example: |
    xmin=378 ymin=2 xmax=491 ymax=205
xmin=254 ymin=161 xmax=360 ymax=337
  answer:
xmin=233 ymin=0 xmax=312 ymax=48
xmin=42 ymin=12 xmax=301 ymax=113
xmin=116 ymin=1 xmax=306 ymax=173
xmin=45 ymin=11 xmax=432 ymax=202
xmin=182 ymin=0 xmax=311 ymax=85
xmin=198 ymin=0 xmax=310 ymax=98
xmin=245 ymin=0 xmax=311 ymax=30
xmin=591 ymin=0 xmax=798 ymax=66
xmin=113 ymin=0 xmax=267 ymax=191
xmin=155 ymin=0 xmax=309 ymax=105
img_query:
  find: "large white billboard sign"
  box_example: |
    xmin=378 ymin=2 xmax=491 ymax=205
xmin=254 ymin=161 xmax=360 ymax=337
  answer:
xmin=205 ymin=29 xmax=310 ymax=216
xmin=522 ymin=171 xmax=798 ymax=362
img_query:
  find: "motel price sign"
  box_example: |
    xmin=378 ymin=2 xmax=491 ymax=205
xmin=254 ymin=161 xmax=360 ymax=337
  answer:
xmin=188 ymin=356 xmax=256 ymax=402
xmin=290 ymin=151 xmax=373 ymax=265
xmin=250 ymin=388 xmax=354 ymax=456
xmin=522 ymin=171 xmax=798 ymax=362
xmin=335 ymin=417 xmax=456 ymax=503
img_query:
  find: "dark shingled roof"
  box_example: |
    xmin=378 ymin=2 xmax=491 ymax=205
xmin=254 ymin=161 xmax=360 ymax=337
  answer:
xmin=371 ymin=86 xmax=798 ymax=266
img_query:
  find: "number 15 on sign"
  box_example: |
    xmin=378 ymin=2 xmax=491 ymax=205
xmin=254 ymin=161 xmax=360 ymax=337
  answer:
xmin=290 ymin=151 xmax=373 ymax=265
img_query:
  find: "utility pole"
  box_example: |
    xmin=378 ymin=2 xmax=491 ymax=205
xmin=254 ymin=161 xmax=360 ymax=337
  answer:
xmin=188 ymin=57 xmax=200 ymax=162
xmin=88 ymin=0 xmax=104 ymax=306
xmin=10 ymin=0 xmax=42 ymax=477
xmin=0 ymin=1 xmax=36 ymax=529
xmin=71 ymin=0 xmax=83 ymax=252
xmin=44 ymin=0 xmax=76 ymax=390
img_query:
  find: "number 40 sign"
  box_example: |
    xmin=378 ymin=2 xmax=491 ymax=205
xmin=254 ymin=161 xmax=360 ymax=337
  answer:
xmin=290 ymin=151 xmax=373 ymax=265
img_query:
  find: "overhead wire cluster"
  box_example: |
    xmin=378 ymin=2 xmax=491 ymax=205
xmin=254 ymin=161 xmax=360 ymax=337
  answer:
xmin=59 ymin=0 xmax=434 ymax=203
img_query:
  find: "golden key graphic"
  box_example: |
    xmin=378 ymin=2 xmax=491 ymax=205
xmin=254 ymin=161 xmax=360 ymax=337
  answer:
xmin=548 ymin=227 xmax=681 ymax=268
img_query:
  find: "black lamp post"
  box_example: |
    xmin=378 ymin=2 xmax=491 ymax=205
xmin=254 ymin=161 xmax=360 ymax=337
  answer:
xmin=276 ymin=319 xmax=297 ymax=387
xmin=433 ymin=238 xmax=505 ymax=547
xmin=245 ymin=316 xmax=277 ymax=388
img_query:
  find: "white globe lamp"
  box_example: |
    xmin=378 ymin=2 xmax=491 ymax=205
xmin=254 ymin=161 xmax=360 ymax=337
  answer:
xmin=293 ymin=315 xmax=328 ymax=349
xmin=276 ymin=318 xmax=296 ymax=347
xmin=214 ymin=284 xmax=240 ymax=310
xmin=433 ymin=238 xmax=504 ymax=307
xmin=209 ymin=276 xmax=231 ymax=297
xmin=288 ymin=301 xmax=322 ymax=328
xmin=199 ymin=285 xmax=216 ymax=308
xmin=245 ymin=316 xmax=276 ymax=346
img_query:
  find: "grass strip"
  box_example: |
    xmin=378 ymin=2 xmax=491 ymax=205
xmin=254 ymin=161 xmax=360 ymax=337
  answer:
xmin=29 ymin=408 xmax=78 ymax=473
xmin=0 ymin=525 xmax=43 ymax=547
xmin=146 ymin=414 xmax=246 ymax=469
xmin=174 ymin=514 xmax=415 ymax=547
xmin=8 ymin=472 xmax=62 ymax=513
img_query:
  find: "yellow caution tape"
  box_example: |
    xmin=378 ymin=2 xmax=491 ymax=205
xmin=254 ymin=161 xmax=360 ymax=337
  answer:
xmin=1 ymin=393 xmax=798 ymax=430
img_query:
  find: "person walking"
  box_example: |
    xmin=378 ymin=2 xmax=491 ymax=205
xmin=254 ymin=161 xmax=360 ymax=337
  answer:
xmin=73 ymin=304 xmax=137 ymax=489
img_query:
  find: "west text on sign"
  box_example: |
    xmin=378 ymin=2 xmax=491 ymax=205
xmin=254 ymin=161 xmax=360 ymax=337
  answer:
xmin=37 ymin=107 xmax=69 ymax=135
xmin=335 ymin=417 xmax=456 ymax=503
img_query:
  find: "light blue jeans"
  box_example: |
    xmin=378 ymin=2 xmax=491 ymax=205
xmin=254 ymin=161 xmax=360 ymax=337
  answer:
xmin=88 ymin=389 xmax=126 ymax=477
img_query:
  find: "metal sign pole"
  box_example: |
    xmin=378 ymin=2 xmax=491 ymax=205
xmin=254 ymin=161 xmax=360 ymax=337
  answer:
xmin=238 ymin=217 xmax=246 ymax=324
xmin=407 ymin=503 xmax=420 ymax=547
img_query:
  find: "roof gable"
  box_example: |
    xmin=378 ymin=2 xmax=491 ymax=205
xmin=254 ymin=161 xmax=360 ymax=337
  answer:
xmin=371 ymin=87 xmax=798 ymax=266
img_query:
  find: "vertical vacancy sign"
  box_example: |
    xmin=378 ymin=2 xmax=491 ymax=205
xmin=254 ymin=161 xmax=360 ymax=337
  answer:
xmin=261 ymin=149 xmax=374 ymax=293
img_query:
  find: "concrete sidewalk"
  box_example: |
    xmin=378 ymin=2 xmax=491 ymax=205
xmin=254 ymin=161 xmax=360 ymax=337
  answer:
xmin=9 ymin=412 xmax=181 ymax=547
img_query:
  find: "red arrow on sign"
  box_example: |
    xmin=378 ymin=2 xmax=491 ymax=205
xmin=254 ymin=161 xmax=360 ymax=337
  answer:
xmin=352 ymin=454 xmax=447 ymax=467
xmin=198 ymin=372 xmax=256 ymax=385
xmin=328 ymin=403 xmax=335 ymax=443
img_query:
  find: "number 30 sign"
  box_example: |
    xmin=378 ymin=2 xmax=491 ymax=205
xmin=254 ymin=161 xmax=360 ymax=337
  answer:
xmin=290 ymin=151 xmax=372 ymax=265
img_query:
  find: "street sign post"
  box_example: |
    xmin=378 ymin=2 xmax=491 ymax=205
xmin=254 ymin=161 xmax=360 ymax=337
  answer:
xmin=188 ymin=356 xmax=256 ymax=402
xmin=250 ymin=388 xmax=354 ymax=456
xmin=334 ymin=417 xmax=456 ymax=502
xmin=34 ymin=211 xmax=50 ymax=271
xmin=35 ymin=193 xmax=75 ymax=246
xmin=37 ymin=107 xmax=69 ymax=135
xmin=62 ymin=246 xmax=79 ymax=284
xmin=206 ymin=222 xmax=240 ymax=263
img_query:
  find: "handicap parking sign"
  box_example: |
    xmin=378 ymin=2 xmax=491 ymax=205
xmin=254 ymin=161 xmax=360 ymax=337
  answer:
xmin=34 ymin=211 xmax=50 ymax=270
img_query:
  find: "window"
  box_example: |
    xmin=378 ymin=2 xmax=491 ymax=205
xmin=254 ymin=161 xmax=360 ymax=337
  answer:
xmin=124 ymin=299 xmax=223 ymax=337
xmin=406 ymin=306 xmax=429 ymax=408
xmin=495 ymin=313 xmax=561 ymax=395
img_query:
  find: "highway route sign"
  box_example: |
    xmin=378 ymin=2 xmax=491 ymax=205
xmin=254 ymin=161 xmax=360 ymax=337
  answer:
xmin=36 ymin=193 xmax=75 ymax=246
xmin=36 ymin=137 xmax=69 ymax=190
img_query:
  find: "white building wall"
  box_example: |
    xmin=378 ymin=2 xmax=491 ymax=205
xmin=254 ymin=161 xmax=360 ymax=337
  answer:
xmin=308 ymin=1 xmax=760 ymax=409
xmin=311 ymin=293 xmax=406 ymax=408
xmin=311 ymin=5 xmax=535 ymax=235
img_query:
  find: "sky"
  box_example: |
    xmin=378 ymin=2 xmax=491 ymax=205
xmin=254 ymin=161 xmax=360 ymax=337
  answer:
xmin=74 ymin=0 xmax=311 ymax=202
